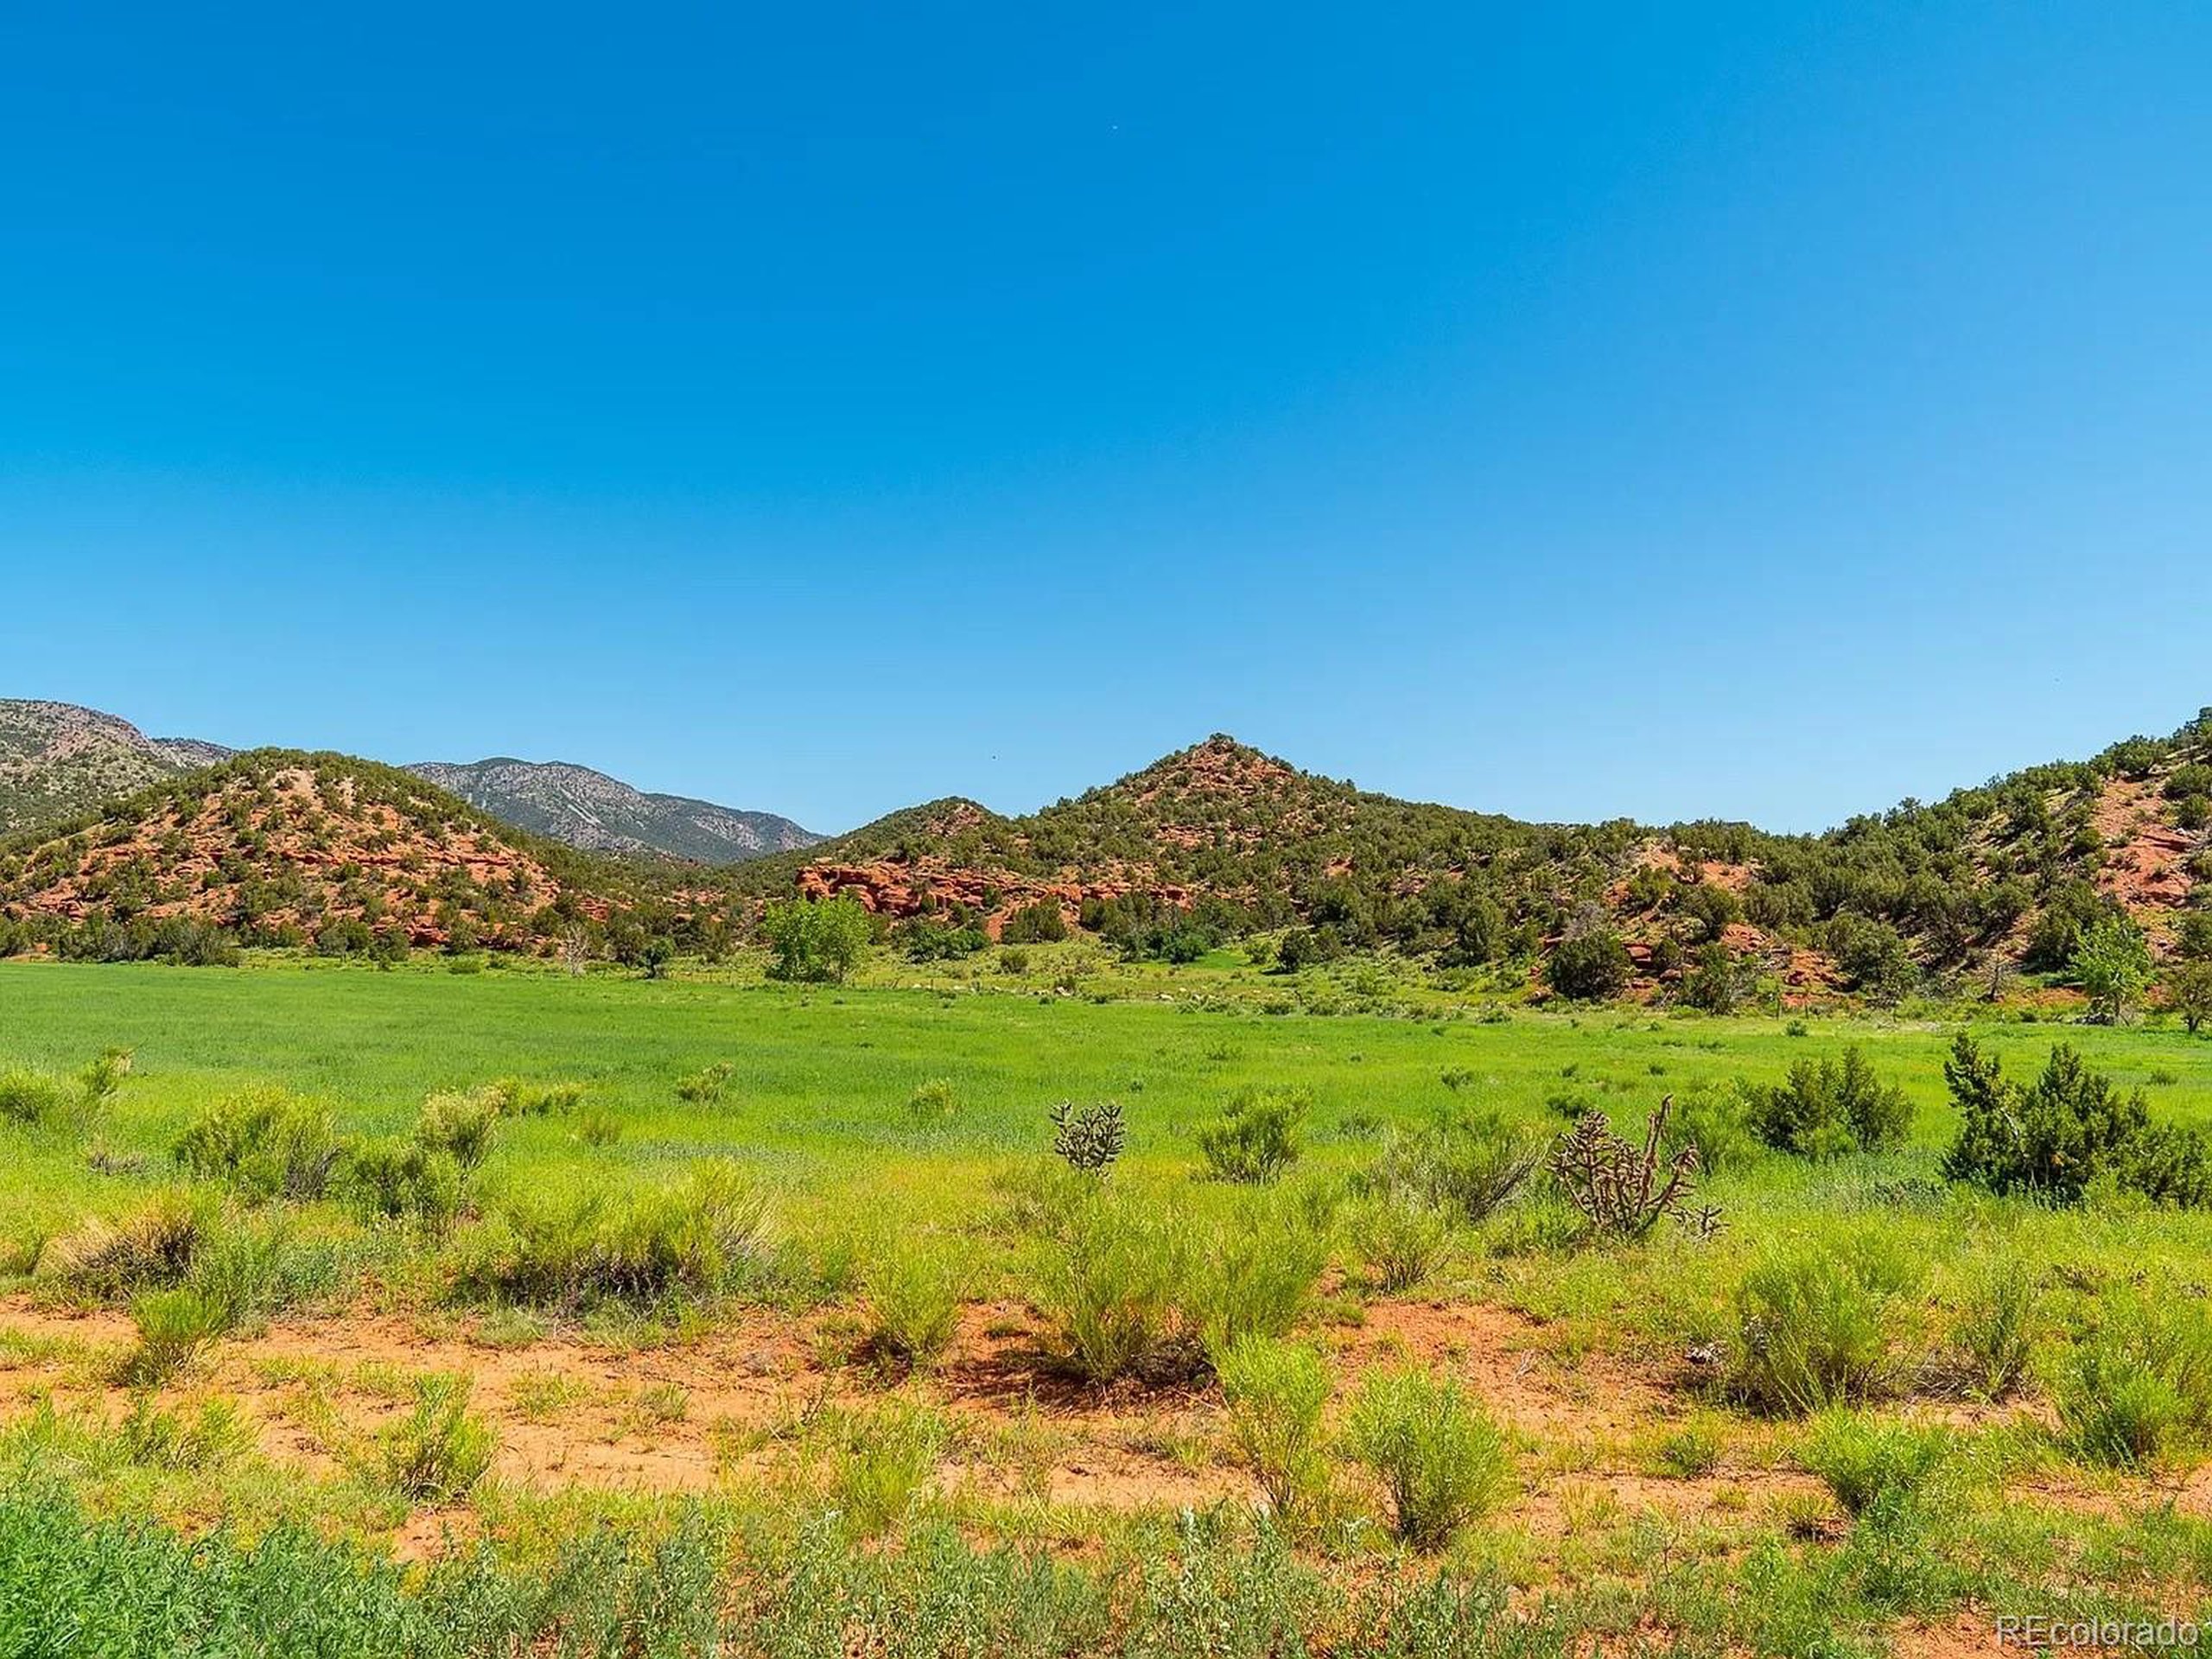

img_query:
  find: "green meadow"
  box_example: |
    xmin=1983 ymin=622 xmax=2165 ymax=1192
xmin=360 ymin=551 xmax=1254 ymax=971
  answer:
xmin=5 ymin=950 xmax=2212 ymax=1654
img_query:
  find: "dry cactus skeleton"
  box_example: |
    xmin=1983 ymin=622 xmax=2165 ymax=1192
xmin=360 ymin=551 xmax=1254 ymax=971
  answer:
xmin=1547 ymin=1094 xmax=1712 ymax=1238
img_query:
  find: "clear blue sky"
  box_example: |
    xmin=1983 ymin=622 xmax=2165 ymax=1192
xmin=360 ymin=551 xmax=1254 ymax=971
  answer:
xmin=3 ymin=4 xmax=2207 ymax=836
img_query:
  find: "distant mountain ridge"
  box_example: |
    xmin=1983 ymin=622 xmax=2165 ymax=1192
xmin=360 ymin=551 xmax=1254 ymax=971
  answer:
xmin=407 ymin=758 xmax=821 ymax=864
xmin=0 ymin=701 xmax=210 ymax=836
xmin=0 ymin=700 xmax=818 ymax=866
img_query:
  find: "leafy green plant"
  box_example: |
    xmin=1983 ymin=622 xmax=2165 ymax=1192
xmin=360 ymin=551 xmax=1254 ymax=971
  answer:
xmin=1218 ymin=1337 xmax=1332 ymax=1528
xmin=1194 ymin=1085 xmax=1309 ymax=1184
xmin=1032 ymin=1187 xmax=1186 ymax=1383
xmin=1342 ymin=1366 xmax=1508 ymax=1548
xmin=1182 ymin=1206 xmax=1327 ymax=1361
xmin=375 ymin=1376 xmax=495 ymax=1502
xmin=118 ymin=1395 xmax=252 ymax=1472
xmin=763 ymin=895 xmax=872 ymax=984
xmin=415 ymin=1087 xmax=500 ymax=1170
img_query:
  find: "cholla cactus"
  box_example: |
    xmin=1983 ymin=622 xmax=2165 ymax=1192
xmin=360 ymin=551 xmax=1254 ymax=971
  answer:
xmin=1548 ymin=1095 xmax=1707 ymax=1239
xmin=1050 ymin=1099 xmax=1125 ymax=1174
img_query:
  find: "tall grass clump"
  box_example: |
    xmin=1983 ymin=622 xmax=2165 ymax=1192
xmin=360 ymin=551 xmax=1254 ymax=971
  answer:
xmin=2056 ymin=1291 xmax=2212 ymax=1466
xmin=1218 ymin=1336 xmax=1332 ymax=1529
xmin=1949 ymin=1251 xmax=2043 ymax=1402
xmin=1362 ymin=1107 xmax=1541 ymax=1225
xmin=1343 ymin=1366 xmax=1508 ymax=1549
xmin=862 ymin=1237 xmax=967 ymax=1372
xmin=1732 ymin=1236 xmax=1918 ymax=1415
xmin=117 ymin=1286 xmax=233 ymax=1387
xmin=172 ymin=1088 xmax=340 ymax=1202
xmin=34 ymin=1190 xmax=208 ymax=1296
xmin=0 ymin=1049 xmax=126 ymax=1134
xmin=1797 ymin=1410 xmax=1951 ymax=1518
xmin=906 ymin=1078 xmax=959 ymax=1127
xmin=458 ymin=1160 xmax=770 ymax=1313
xmin=374 ymin=1376 xmax=496 ymax=1502
xmin=1350 ymin=1192 xmax=1455 ymax=1294
xmin=1033 ymin=1186 xmax=1186 ymax=1383
xmin=1182 ymin=1205 xmax=1327 ymax=1362
xmin=830 ymin=1402 xmax=946 ymax=1537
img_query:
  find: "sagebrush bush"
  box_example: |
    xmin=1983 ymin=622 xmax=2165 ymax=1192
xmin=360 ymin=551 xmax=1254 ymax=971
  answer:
xmin=1797 ymin=1410 xmax=1950 ymax=1517
xmin=863 ymin=1238 xmax=966 ymax=1371
xmin=1361 ymin=1108 xmax=1539 ymax=1224
xmin=1195 ymin=1086 xmax=1309 ymax=1185
xmin=119 ymin=1395 xmax=252 ymax=1472
xmin=2056 ymin=1292 xmax=2212 ymax=1466
xmin=35 ymin=1190 xmax=207 ymax=1295
xmin=1218 ymin=1336 xmax=1332 ymax=1528
xmin=118 ymin=1286 xmax=233 ymax=1387
xmin=375 ymin=1376 xmax=495 ymax=1502
xmin=172 ymin=1089 xmax=339 ymax=1202
xmin=459 ymin=1160 xmax=771 ymax=1311
xmin=0 ymin=1069 xmax=75 ymax=1128
xmin=343 ymin=1138 xmax=464 ymax=1229
xmin=1343 ymin=1366 xmax=1507 ymax=1549
xmin=1351 ymin=1192 xmax=1454 ymax=1294
xmin=1731 ymin=1239 xmax=1916 ymax=1415
xmin=1742 ymin=1048 xmax=1910 ymax=1160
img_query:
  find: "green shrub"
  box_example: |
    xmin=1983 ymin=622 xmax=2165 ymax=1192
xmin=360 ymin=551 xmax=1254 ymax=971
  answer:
xmin=1218 ymin=1337 xmax=1332 ymax=1529
xmin=186 ymin=1216 xmax=345 ymax=1328
xmin=675 ymin=1062 xmax=734 ymax=1105
xmin=1343 ymin=1367 xmax=1508 ymax=1549
xmin=1194 ymin=1086 xmax=1308 ymax=1185
xmin=415 ymin=1088 xmax=500 ymax=1170
xmin=832 ymin=1402 xmax=944 ymax=1537
xmin=172 ymin=1089 xmax=340 ymax=1202
xmin=863 ymin=1239 xmax=966 ymax=1371
xmin=1361 ymin=1108 xmax=1539 ymax=1224
xmin=763 ymin=895 xmax=872 ymax=984
xmin=576 ymin=1110 xmax=624 ymax=1148
xmin=1000 ymin=900 xmax=1069 ymax=944
xmin=1797 ymin=1411 xmax=1950 ymax=1517
xmin=459 ymin=1161 xmax=770 ymax=1311
xmin=1942 ymin=1037 xmax=2211 ymax=1205
xmin=1741 ymin=1048 xmax=1910 ymax=1160
xmin=1049 ymin=1100 xmax=1125 ymax=1174
xmin=1351 ymin=1192 xmax=1454 ymax=1294
xmin=118 ymin=1287 xmax=232 ymax=1388
xmin=1732 ymin=1241 xmax=1913 ymax=1415
xmin=1664 ymin=1084 xmax=1759 ymax=1173
xmin=344 ymin=1138 xmax=464 ymax=1229
xmin=1545 ymin=929 xmax=1632 ymax=1002
xmin=2056 ymin=1294 xmax=2212 ymax=1466
xmin=906 ymin=1078 xmax=958 ymax=1126
xmin=375 ymin=1376 xmax=495 ymax=1502
xmin=0 ymin=1068 xmax=75 ymax=1128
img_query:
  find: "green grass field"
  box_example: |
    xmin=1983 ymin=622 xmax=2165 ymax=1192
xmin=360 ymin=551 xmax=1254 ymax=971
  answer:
xmin=5 ymin=952 xmax=2212 ymax=1654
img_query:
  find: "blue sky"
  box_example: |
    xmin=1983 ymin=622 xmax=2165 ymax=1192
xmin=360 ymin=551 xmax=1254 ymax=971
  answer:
xmin=3 ymin=3 xmax=2207 ymax=835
